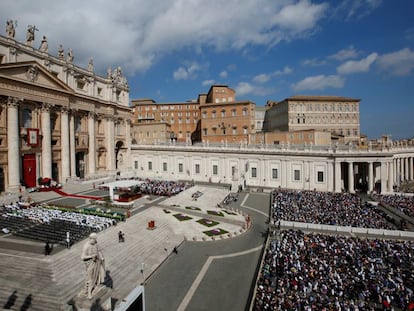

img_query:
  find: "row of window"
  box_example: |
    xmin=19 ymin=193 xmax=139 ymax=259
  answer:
xmin=136 ymin=105 xmax=198 ymax=112
xmin=202 ymin=127 xmax=249 ymax=136
xmin=290 ymin=103 xmax=358 ymax=113
xmin=134 ymin=161 xmax=325 ymax=182
xmin=202 ymin=108 xmax=248 ymax=118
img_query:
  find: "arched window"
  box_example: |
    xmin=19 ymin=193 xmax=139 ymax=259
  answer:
xmin=22 ymin=109 xmax=32 ymax=128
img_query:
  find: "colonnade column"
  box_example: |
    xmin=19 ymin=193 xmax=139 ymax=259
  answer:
xmin=410 ymin=157 xmax=414 ymax=180
xmin=405 ymin=158 xmax=409 ymax=181
xmin=388 ymin=160 xmax=394 ymax=193
xmin=334 ymin=160 xmax=341 ymax=193
xmin=60 ymin=108 xmax=70 ymax=183
xmin=348 ymin=161 xmax=354 ymax=193
xmin=368 ymin=161 xmax=374 ymax=193
xmin=105 ymin=116 xmax=115 ymax=172
xmin=88 ymin=112 xmax=96 ymax=175
xmin=393 ymin=159 xmax=397 ymax=184
xmin=69 ymin=111 xmax=76 ymax=178
xmin=7 ymin=97 xmax=20 ymax=191
xmin=399 ymin=158 xmax=404 ymax=181
xmin=380 ymin=162 xmax=387 ymax=194
xmin=41 ymin=103 xmax=52 ymax=179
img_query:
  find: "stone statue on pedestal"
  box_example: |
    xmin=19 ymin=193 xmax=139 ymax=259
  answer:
xmin=26 ymin=25 xmax=38 ymax=46
xmin=58 ymin=44 xmax=65 ymax=59
xmin=39 ymin=36 xmax=48 ymax=53
xmin=80 ymin=233 xmax=106 ymax=299
xmin=67 ymin=48 xmax=74 ymax=63
xmin=6 ymin=20 xmax=16 ymax=38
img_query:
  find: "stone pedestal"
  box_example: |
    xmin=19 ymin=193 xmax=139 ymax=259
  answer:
xmin=70 ymin=286 xmax=112 ymax=311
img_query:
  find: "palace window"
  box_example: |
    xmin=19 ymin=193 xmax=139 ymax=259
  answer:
xmin=213 ymin=165 xmax=218 ymax=175
xmin=294 ymin=169 xmax=300 ymax=181
xmin=317 ymin=171 xmax=324 ymax=183
xmin=195 ymin=164 xmax=200 ymax=174
xmin=178 ymin=163 xmax=183 ymax=173
xmin=251 ymin=167 xmax=257 ymax=178
xmin=163 ymin=162 xmax=167 ymax=172
xmin=148 ymin=161 xmax=152 ymax=171
xmin=272 ymin=168 xmax=278 ymax=179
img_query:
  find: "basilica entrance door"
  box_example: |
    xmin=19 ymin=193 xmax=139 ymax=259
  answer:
xmin=23 ymin=154 xmax=36 ymax=187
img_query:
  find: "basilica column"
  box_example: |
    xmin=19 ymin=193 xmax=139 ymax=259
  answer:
xmin=334 ymin=160 xmax=341 ymax=192
xmin=41 ymin=103 xmax=52 ymax=179
xmin=7 ymin=97 xmax=20 ymax=191
xmin=105 ymin=115 xmax=115 ymax=172
xmin=368 ymin=161 xmax=374 ymax=193
xmin=88 ymin=112 xmax=96 ymax=175
xmin=348 ymin=161 xmax=354 ymax=193
xmin=60 ymin=108 xmax=70 ymax=183
xmin=388 ymin=160 xmax=394 ymax=193
xmin=69 ymin=111 xmax=76 ymax=177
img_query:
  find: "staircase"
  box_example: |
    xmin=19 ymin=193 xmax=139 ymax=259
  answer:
xmin=0 ymin=207 xmax=184 ymax=310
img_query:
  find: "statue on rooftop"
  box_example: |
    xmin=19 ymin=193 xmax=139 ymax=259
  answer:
xmin=67 ymin=48 xmax=74 ymax=63
xmin=25 ymin=25 xmax=38 ymax=46
xmin=80 ymin=233 xmax=106 ymax=299
xmin=39 ymin=36 xmax=48 ymax=53
xmin=6 ymin=20 xmax=16 ymax=38
xmin=58 ymin=44 xmax=64 ymax=59
xmin=88 ymin=58 xmax=94 ymax=72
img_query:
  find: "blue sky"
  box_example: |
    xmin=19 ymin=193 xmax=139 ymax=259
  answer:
xmin=1 ymin=0 xmax=413 ymax=140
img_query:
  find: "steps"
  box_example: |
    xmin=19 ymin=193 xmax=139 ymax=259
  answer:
xmin=0 ymin=207 xmax=184 ymax=310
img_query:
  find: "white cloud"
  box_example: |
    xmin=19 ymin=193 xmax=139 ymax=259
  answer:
xmin=202 ymin=79 xmax=215 ymax=86
xmin=337 ymin=52 xmax=378 ymax=74
xmin=376 ymin=48 xmax=414 ymax=76
xmin=253 ymin=66 xmax=293 ymax=83
xmin=292 ymin=75 xmax=344 ymax=91
xmin=0 ymin=0 xmax=329 ymax=75
xmin=235 ymin=82 xmax=275 ymax=97
xmin=302 ymin=58 xmax=327 ymax=66
xmin=219 ymin=71 xmax=228 ymax=78
xmin=329 ymin=45 xmax=359 ymax=61
xmin=173 ymin=61 xmax=205 ymax=80
xmin=334 ymin=0 xmax=382 ymax=20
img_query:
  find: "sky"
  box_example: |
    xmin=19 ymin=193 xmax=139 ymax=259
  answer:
xmin=1 ymin=0 xmax=413 ymax=140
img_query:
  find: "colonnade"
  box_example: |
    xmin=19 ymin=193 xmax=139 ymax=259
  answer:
xmin=331 ymin=156 xmax=411 ymax=194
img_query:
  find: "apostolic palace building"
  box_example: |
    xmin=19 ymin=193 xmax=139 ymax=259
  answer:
xmin=0 ymin=23 xmax=414 ymax=195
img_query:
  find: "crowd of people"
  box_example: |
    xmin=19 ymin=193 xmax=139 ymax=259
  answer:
xmin=254 ymin=230 xmax=414 ymax=310
xmin=2 ymin=202 xmax=115 ymax=231
xmin=372 ymin=193 xmax=414 ymax=219
xmin=133 ymin=179 xmax=192 ymax=197
xmin=272 ymin=190 xmax=395 ymax=229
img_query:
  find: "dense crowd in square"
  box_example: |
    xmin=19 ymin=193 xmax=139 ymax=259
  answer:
xmin=254 ymin=230 xmax=414 ymax=311
xmin=272 ymin=189 xmax=395 ymax=229
xmin=371 ymin=193 xmax=414 ymax=219
xmin=132 ymin=179 xmax=192 ymax=197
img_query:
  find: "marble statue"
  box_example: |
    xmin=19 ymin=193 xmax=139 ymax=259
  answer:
xmin=39 ymin=36 xmax=48 ymax=52
xmin=6 ymin=20 xmax=15 ymax=38
xmin=88 ymin=58 xmax=94 ymax=71
xmin=58 ymin=44 xmax=65 ymax=59
xmin=26 ymin=25 xmax=37 ymax=46
xmin=81 ymin=233 xmax=106 ymax=299
xmin=67 ymin=48 xmax=74 ymax=63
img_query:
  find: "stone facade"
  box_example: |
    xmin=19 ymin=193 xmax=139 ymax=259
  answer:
xmin=131 ymin=143 xmax=414 ymax=194
xmin=0 ymin=33 xmax=131 ymax=192
xmin=264 ymin=95 xmax=360 ymax=143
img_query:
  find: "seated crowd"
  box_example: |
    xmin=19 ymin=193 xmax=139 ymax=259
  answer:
xmin=272 ymin=190 xmax=395 ymax=229
xmin=1 ymin=202 xmax=115 ymax=245
xmin=254 ymin=230 xmax=414 ymax=311
xmin=133 ymin=179 xmax=192 ymax=197
xmin=372 ymin=193 xmax=414 ymax=219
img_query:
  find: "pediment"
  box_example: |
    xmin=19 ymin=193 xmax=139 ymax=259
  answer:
xmin=0 ymin=61 xmax=74 ymax=94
